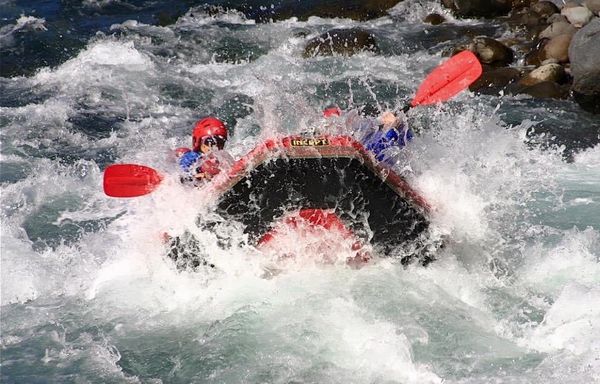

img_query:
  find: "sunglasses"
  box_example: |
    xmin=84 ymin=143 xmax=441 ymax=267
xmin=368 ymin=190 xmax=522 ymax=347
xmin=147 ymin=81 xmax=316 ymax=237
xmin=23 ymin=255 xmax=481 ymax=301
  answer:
xmin=195 ymin=135 xmax=226 ymax=150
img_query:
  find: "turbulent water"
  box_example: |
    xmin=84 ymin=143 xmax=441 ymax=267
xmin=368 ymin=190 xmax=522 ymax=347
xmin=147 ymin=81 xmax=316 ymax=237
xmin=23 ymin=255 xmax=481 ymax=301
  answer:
xmin=2 ymin=1 xmax=600 ymax=383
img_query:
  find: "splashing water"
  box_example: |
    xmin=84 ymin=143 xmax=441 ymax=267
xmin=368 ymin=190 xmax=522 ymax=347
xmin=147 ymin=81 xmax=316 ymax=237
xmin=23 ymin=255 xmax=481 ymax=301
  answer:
xmin=2 ymin=2 xmax=600 ymax=383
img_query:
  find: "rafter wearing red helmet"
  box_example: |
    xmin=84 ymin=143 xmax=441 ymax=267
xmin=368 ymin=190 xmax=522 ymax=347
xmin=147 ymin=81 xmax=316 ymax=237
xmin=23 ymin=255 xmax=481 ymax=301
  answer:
xmin=176 ymin=117 xmax=232 ymax=184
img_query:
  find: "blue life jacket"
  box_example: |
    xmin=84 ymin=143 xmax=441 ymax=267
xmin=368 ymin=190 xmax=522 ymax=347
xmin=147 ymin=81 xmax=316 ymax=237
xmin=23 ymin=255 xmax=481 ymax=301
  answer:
xmin=179 ymin=151 xmax=201 ymax=173
xmin=362 ymin=126 xmax=413 ymax=163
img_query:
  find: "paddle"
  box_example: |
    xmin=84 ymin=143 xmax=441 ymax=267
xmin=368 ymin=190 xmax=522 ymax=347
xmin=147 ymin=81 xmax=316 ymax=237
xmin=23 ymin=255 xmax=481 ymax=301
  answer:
xmin=103 ymin=164 xmax=163 ymax=198
xmin=103 ymin=51 xmax=482 ymax=198
xmin=402 ymin=50 xmax=482 ymax=112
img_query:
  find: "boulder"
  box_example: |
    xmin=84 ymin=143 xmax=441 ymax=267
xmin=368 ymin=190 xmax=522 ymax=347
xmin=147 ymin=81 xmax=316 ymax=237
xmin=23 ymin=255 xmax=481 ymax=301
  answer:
xmin=511 ymin=0 xmax=536 ymax=11
xmin=585 ymin=0 xmax=600 ymax=14
xmin=442 ymin=0 xmax=512 ymax=18
xmin=508 ymin=8 xmax=547 ymax=27
xmin=424 ymin=13 xmax=446 ymax=24
xmin=516 ymin=81 xmax=570 ymax=98
xmin=469 ymin=66 xmax=522 ymax=94
xmin=303 ymin=28 xmax=379 ymax=57
xmin=539 ymin=20 xmax=578 ymax=38
xmin=469 ymin=36 xmax=514 ymax=65
xmin=541 ymin=33 xmax=574 ymax=62
xmin=441 ymin=0 xmax=455 ymax=10
xmin=531 ymin=1 xmax=560 ymax=18
xmin=562 ymin=6 xmax=594 ymax=26
xmin=227 ymin=0 xmax=402 ymax=22
xmin=547 ymin=13 xmax=569 ymax=23
xmin=569 ymin=17 xmax=600 ymax=113
xmin=524 ymin=38 xmax=549 ymax=66
xmin=519 ymin=63 xmax=566 ymax=86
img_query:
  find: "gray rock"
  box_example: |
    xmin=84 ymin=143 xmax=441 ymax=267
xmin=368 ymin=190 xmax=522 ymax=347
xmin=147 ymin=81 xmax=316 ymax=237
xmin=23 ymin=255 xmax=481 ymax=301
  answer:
xmin=562 ymin=6 xmax=594 ymax=26
xmin=569 ymin=17 xmax=600 ymax=112
xmin=585 ymin=0 xmax=600 ymax=14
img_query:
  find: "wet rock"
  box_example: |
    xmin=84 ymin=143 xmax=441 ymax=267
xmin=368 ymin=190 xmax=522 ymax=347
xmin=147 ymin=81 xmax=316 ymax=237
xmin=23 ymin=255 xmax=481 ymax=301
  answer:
xmin=238 ymin=0 xmax=402 ymax=22
xmin=423 ymin=13 xmax=446 ymax=24
xmin=547 ymin=13 xmax=569 ymax=23
xmin=519 ymin=63 xmax=566 ymax=86
xmin=531 ymin=1 xmax=560 ymax=19
xmin=585 ymin=0 xmax=600 ymax=14
xmin=303 ymin=28 xmax=379 ymax=58
xmin=511 ymin=0 xmax=536 ymax=11
xmin=508 ymin=8 xmax=547 ymax=27
xmin=539 ymin=20 xmax=578 ymax=38
xmin=524 ymin=38 xmax=549 ymax=66
xmin=540 ymin=33 xmax=574 ymax=63
xmin=469 ymin=66 xmax=522 ymax=94
xmin=562 ymin=6 xmax=594 ymax=26
xmin=516 ymin=81 xmax=570 ymax=98
xmin=442 ymin=0 xmax=512 ymax=18
xmin=569 ymin=18 xmax=600 ymax=113
xmin=469 ymin=36 xmax=514 ymax=65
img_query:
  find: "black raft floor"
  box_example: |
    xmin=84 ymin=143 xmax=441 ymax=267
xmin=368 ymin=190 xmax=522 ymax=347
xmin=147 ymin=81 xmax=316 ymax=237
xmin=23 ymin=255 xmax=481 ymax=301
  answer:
xmin=216 ymin=157 xmax=429 ymax=252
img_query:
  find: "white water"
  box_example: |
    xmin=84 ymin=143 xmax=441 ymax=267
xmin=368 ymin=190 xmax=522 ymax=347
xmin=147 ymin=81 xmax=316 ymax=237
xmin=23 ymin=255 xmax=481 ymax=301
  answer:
xmin=1 ymin=4 xmax=599 ymax=383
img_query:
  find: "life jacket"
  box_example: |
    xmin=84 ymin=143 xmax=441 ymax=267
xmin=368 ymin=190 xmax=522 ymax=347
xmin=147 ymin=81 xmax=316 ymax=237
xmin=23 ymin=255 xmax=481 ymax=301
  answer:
xmin=175 ymin=147 xmax=233 ymax=179
xmin=362 ymin=124 xmax=413 ymax=163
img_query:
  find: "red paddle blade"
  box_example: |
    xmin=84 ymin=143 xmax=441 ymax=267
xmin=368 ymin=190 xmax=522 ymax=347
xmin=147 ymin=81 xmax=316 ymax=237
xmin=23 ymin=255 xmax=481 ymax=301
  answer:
xmin=103 ymin=164 xmax=163 ymax=198
xmin=411 ymin=50 xmax=483 ymax=107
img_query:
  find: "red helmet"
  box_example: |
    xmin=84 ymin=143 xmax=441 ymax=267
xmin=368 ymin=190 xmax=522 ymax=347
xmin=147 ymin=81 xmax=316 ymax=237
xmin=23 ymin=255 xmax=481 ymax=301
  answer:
xmin=192 ymin=117 xmax=228 ymax=151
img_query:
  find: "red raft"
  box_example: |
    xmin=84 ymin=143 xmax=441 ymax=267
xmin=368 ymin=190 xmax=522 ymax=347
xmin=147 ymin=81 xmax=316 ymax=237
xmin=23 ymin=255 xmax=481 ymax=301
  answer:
xmin=183 ymin=134 xmax=433 ymax=265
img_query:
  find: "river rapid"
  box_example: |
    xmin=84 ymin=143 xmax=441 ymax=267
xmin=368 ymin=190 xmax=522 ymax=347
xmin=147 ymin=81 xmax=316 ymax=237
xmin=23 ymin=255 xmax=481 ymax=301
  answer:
xmin=1 ymin=1 xmax=600 ymax=383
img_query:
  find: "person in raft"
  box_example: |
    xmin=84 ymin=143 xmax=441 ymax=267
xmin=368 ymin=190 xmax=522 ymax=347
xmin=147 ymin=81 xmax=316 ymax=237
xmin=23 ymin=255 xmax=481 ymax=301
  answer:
xmin=322 ymin=105 xmax=413 ymax=165
xmin=175 ymin=116 xmax=234 ymax=185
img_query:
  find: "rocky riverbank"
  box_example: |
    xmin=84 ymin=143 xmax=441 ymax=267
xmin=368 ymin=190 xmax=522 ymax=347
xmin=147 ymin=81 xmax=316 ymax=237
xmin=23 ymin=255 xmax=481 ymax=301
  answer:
xmin=299 ymin=0 xmax=599 ymax=114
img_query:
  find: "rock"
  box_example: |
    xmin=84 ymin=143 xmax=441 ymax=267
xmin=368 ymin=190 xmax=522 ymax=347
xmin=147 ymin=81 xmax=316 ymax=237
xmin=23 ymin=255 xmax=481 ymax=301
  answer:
xmin=539 ymin=20 xmax=578 ymax=38
xmin=585 ymin=0 xmax=600 ymax=14
xmin=547 ymin=13 xmax=569 ymax=23
xmin=443 ymin=0 xmax=512 ymax=18
xmin=519 ymin=63 xmax=566 ymax=86
xmin=562 ymin=6 xmax=594 ymax=26
xmin=524 ymin=38 xmax=549 ymax=66
xmin=441 ymin=0 xmax=456 ymax=10
xmin=303 ymin=28 xmax=379 ymax=58
xmin=230 ymin=0 xmax=402 ymax=22
xmin=516 ymin=81 xmax=570 ymax=98
xmin=424 ymin=13 xmax=446 ymax=24
xmin=469 ymin=66 xmax=522 ymax=94
xmin=541 ymin=33 xmax=574 ymax=62
xmin=511 ymin=0 xmax=536 ymax=11
xmin=531 ymin=1 xmax=560 ymax=18
xmin=469 ymin=36 xmax=514 ymax=65
xmin=512 ymin=8 xmax=547 ymax=27
xmin=569 ymin=18 xmax=600 ymax=113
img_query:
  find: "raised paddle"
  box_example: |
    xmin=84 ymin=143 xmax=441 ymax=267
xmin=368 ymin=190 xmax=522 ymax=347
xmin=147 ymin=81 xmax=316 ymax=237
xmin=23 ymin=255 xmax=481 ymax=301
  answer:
xmin=103 ymin=164 xmax=163 ymax=198
xmin=402 ymin=50 xmax=482 ymax=112
xmin=103 ymin=51 xmax=482 ymax=198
